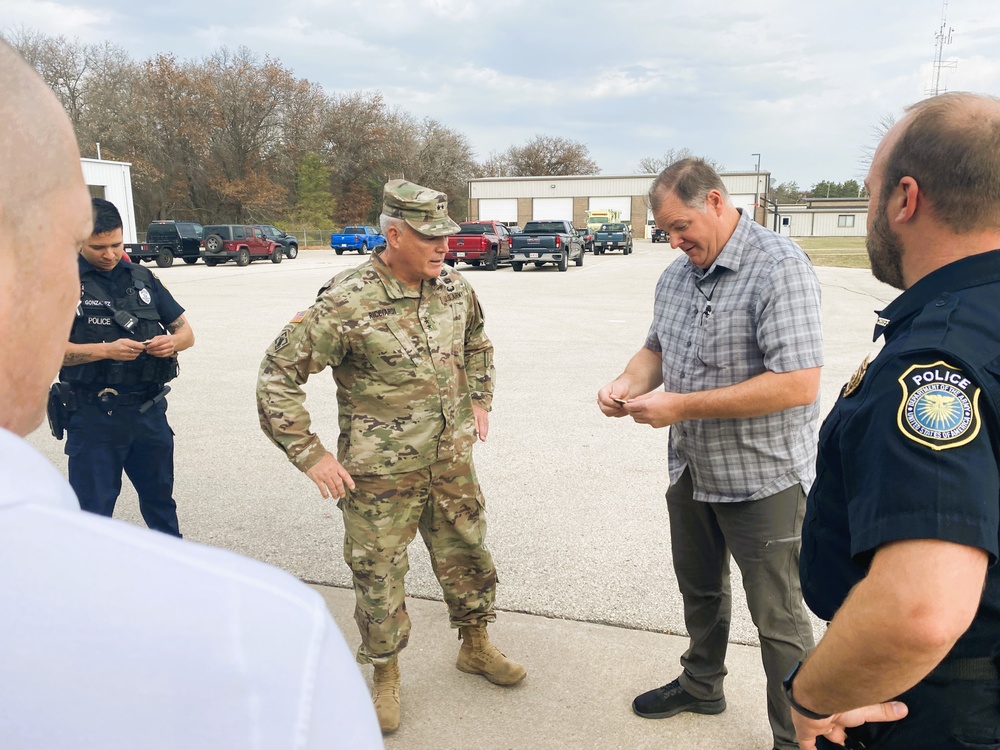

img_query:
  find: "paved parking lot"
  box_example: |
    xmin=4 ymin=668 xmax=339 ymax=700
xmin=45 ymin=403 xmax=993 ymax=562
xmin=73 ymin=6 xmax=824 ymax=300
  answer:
xmin=27 ymin=239 xmax=898 ymax=747
xmin=29 ymin=239 xmax=899 ymax=636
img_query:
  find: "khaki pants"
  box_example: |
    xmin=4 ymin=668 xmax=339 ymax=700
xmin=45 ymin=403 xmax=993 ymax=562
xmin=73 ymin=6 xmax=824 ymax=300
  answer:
xmin=340 ymin=454 xmax=497 ymax=665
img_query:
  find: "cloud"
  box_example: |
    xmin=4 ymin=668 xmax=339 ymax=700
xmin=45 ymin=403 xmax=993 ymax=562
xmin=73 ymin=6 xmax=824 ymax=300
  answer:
xmin=5 ymin=0 xmax=999 ymax=186
xmin=0 ymin=0 xmax=109 ymax=39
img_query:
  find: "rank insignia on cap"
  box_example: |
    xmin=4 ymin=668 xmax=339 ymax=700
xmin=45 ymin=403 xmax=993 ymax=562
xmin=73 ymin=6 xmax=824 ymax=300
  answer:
xmin=897 ymin=361 xmax=981 ymax=450
xmin=290 ymin=310 xmax=307 ymax=323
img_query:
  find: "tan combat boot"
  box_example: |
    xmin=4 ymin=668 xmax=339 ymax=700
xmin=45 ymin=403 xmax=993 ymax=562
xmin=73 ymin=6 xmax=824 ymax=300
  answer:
xmin=456 ymin=624 xmax=527 ymax=686
xmin=371 ymin=657 xmax=400 ymax=734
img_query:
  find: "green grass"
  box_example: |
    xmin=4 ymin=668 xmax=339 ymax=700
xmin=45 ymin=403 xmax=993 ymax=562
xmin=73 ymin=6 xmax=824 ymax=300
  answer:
xmin=793 ymin=236 xmax=871 ymax=269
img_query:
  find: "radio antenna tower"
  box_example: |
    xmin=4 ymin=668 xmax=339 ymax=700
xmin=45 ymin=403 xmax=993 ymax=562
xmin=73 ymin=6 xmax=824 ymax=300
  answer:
xmin=927 ymin=0 xmax=957 ymax=96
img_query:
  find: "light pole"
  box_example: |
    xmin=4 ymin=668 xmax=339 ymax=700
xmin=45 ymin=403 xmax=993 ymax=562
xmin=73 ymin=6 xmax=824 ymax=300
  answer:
xmin=751 ymin=153 xmax=762 ymax=224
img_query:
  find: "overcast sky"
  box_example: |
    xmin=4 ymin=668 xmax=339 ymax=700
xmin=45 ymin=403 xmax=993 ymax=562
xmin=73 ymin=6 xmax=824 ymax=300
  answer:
xmin=4 ymin=0 xmax=998 ymax=187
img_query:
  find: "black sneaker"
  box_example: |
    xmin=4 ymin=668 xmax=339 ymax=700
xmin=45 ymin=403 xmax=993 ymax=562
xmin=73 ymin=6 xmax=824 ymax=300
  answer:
xmin=632 ymin=678 xmax=727 ymax=719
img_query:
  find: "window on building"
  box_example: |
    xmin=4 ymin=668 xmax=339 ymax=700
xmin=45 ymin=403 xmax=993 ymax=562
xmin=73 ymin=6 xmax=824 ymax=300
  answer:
xmin=838 ymin=215 xmax=855 ymax=228
xmin=88 ymin=185 xmax=106 ymax=199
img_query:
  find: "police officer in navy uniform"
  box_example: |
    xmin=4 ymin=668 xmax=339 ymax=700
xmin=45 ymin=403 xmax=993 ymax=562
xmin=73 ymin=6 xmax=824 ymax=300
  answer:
xmin=60 ymin=198 xmax=194 ymax=536
xmin=786 ymin=92 xmax=1000 ymax=749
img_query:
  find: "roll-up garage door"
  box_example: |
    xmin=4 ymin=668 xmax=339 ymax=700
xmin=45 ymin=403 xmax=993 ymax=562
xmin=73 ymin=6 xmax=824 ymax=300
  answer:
xmin=532 ymin=197 xmax=574 ymax=222
xmin=478 ymin=198 xmax=518 ymax=223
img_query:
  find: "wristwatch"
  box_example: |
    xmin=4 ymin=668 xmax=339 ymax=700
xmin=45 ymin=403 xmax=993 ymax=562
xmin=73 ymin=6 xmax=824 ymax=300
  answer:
xmin=782 ymin=661 xmax=832 ymax=720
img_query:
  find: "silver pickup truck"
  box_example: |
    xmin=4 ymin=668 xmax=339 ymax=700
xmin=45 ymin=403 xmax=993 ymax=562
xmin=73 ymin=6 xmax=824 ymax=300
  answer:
xmin=509 ymin=220 xmax=584 ymax=272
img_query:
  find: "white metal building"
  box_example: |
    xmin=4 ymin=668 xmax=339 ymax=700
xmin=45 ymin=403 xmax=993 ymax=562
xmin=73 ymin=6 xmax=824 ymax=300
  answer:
xmin=767 ymin=197 xmax=869 ymax=238
xmin=80 ymin=158 xmax=138 ymax=243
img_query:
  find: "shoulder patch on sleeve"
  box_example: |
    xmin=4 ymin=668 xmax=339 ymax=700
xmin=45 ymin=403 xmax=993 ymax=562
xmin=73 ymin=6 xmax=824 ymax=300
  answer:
xmin=272 ymin=327 xmax=291 ymax=352
xmin=290 ymin=310 xmax=307 ymax=323
xmin=897 ymin=361 xmax=982 ymax=450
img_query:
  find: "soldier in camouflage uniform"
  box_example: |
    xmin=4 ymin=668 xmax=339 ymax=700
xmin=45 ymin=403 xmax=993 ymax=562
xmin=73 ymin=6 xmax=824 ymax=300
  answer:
xmin=256 ymin=179 xmax=525 ymax=734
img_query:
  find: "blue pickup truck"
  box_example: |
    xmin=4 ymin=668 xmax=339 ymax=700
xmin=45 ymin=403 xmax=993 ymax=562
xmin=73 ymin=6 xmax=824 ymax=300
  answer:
xmin=330 ymin=225 xmax=386 ymax=255
xmin=509 ymin=220 xmax=584 ymax=272
xmin=593 ymin=223 xmax=633 ymax=255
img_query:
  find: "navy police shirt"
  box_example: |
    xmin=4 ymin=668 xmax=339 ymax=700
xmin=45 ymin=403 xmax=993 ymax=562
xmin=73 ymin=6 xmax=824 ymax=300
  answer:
xmin=801 ymin=250 xmax=1000 ymax=660
xmin=77 ymin=255 xmax=184 ymax=327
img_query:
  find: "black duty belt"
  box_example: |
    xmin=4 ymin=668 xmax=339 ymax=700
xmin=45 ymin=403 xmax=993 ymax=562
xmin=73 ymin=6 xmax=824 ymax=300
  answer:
xmin=77 ymin=387 xmax=160 ymax=407
xmin=932 ymin=656 xmax=999 ymax=681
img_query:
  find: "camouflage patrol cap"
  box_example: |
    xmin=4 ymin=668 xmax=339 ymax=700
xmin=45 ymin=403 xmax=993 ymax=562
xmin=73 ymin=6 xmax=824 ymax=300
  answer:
xmin=382 ymin=179 xmax=461 ymax=237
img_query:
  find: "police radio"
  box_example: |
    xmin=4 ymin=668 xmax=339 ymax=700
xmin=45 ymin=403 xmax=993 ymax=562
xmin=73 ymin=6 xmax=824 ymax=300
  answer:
xmin=113 ymin=309 xmax=139 ymax=333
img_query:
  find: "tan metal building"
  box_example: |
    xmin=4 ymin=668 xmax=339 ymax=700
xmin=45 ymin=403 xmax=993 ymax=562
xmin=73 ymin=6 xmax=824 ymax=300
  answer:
xmin=467 ymin=174 xmax=868 ymax=238
xmin=467 ymin=173 xmax=770 ymax=238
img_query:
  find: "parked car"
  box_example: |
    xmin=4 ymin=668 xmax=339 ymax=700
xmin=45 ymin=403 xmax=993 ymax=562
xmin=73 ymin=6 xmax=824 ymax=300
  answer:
xmin=593 ymin=223 xmax=633 ymax=255
xmin=446 ymin=221 xmax=512 ymax=270
xmin=200 ymin=224 xmax=282 ymax=266
xmin=576 ymin=227 xmax=595 ymax=252
xmin=257 ymin=225 xmax=299 ymax=259
xmin=124 ymin=221 xmax=204 ymax=268
xmin=651 ymin=227 xmax=668 ymax=243
xmin=330 ymin=225 xmax=386 ymax=255
xmin=509 ymin=220 xmax=584 ymax=272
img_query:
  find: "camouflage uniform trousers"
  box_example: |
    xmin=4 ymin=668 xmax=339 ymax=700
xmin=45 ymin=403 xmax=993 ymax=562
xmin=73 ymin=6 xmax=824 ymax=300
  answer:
xmin=340 ymin=453 xmax=497 ymax=665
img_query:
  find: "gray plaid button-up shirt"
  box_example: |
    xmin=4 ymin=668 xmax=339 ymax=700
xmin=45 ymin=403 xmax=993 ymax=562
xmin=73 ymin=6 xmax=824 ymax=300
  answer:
xmin=644 ymin=209 xmax=823 ymax=503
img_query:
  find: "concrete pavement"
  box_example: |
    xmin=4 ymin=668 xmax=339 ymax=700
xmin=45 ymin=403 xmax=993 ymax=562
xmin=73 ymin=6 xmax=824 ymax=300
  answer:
xmin=28 ymin=240 xmax=898 ymax=748
xmin=316 ymin=583 xmax=776 ymax=749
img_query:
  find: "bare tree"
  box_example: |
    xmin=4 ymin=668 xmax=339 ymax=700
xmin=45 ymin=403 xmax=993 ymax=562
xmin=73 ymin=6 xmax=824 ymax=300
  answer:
xmin=123 ymin=54 xmax=215 ymax=224
xmin=505 ymin=135 xmax=599 ymax=176
xmin=408 ymin=119 xmax=476 ymax=218
xmin=475 ymin=150 xmax=513 ymax=178
xmin=857 ymin=113 xmax=896 ymax=177
xmin=321 ymin=91 xmax=397 ymax=224
xmin=638 ymin=148 xmax=725 ymax=174
xmin=202 ymin=47 xmax=294 ymax=221
xmin=74 ymin=41 xmax=139 ymax=160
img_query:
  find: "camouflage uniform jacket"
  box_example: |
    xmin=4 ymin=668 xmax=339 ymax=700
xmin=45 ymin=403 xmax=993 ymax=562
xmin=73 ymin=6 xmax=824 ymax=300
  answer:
xmin=257 ymin=252 xmax=495 ymax=476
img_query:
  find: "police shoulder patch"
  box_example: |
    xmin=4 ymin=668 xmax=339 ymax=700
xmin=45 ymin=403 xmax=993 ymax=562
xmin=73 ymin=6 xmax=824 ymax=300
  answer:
xmin=896 ymin=361 xmax=981 ymax=450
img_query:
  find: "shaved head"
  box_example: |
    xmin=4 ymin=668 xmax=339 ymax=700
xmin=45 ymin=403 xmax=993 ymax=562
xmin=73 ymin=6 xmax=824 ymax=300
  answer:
xmin=0 ymin=40 xmax=92 ymax=435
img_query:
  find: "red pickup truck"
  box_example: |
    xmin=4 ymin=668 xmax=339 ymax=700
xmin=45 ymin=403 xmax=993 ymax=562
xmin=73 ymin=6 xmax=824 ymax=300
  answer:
xmin=445 ymin=221 xmax=513 ymax=271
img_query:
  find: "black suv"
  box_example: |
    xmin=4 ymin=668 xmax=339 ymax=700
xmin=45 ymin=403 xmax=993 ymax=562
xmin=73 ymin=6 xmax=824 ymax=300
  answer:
xmin=144 ymin=221 xmax=205 ymax=265
xmin=257 ymin=225 xmax=299 ymax=259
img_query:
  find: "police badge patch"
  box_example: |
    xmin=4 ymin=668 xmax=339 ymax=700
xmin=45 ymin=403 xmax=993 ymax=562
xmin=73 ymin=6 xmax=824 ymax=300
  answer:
xmin=897 ymin=361 xmax=982 ymax=450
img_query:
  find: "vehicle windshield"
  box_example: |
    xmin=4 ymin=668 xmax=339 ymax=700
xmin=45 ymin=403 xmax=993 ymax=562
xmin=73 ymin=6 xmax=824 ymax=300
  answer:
xmin=523 ymin=222 xmax=567 ymax=233
xmin=600 ymin=223 xmax=626 ymax=231
xmin=458 ymin=223 xmax=493 ymax=234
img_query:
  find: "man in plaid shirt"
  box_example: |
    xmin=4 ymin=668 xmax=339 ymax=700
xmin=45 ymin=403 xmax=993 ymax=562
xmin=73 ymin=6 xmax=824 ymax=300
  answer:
xmin=598 ymin=157 xmax=823 ymax=750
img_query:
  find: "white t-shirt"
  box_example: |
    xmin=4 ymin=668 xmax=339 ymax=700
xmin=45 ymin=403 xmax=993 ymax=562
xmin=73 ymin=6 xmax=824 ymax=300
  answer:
xmin=0 ymin=427 xmax=383 ymax=750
